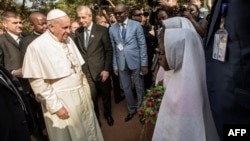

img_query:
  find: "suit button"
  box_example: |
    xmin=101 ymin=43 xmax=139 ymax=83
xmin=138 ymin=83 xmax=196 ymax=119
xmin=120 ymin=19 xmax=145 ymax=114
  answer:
xmin=22 ymin=120 xmax=27 ymax=125
xmin=13 ymin=100 xmax=19 ymax=105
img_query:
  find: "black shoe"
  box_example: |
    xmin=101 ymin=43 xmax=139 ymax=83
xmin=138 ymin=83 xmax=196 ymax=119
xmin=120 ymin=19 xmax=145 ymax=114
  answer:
xmin=106 ymin=115 xmax=114 ymax=126
xmin=115 ymin=96 xmax=125 ymax=104
xmin=125 ymin=113 xmax=135 ymax=122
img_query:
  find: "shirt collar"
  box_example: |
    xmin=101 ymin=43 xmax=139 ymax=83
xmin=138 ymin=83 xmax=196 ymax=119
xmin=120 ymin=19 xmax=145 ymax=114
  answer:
xmin=7 ymin=31 xmax=20 ymax=41
xmin=86 ymin=22 xmax=93 ymax=31
xmin=119 ymin=18 xmax=128 ymax=26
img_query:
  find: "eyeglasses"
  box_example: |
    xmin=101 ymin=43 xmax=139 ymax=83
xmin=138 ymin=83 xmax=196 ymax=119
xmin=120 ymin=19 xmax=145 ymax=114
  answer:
xmin=133 ymin=13 xmax=142 ymax=17
xmin=114 ymin=11 xmax=125 ymax=16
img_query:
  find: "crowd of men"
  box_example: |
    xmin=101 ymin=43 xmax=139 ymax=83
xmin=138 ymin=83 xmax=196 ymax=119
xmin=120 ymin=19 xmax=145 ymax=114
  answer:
xmin=0 ymin=0 xmax=250 ymax=141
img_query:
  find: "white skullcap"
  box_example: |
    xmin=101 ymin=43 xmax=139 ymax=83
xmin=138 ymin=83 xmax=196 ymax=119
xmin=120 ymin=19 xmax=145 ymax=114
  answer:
xmin=47 ymin=9 xmax=67 ymax=21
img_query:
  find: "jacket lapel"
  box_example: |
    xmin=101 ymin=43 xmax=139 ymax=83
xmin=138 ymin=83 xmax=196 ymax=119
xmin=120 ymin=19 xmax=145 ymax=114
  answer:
xmin=114 ymin=23 xmax=123 ymax=43
xmin=5 ymin=33 xmax=19 ymax=48
xmin=75 ymin=27 xmax=86 ymax=53
xmin=88 ymin=24 xmax=96 ymax=47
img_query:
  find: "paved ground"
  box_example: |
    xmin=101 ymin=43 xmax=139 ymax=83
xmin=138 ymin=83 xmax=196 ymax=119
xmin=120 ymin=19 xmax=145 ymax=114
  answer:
xmin=98 ymin=92 xmax=155 ymax=141
xmin=32 ymin=91 xmax=155 ymax=141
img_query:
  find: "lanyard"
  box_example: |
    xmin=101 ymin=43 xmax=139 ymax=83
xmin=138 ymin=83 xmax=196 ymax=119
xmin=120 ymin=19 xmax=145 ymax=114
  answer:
xmin=219 ymin=3 xmax=228 ymax=29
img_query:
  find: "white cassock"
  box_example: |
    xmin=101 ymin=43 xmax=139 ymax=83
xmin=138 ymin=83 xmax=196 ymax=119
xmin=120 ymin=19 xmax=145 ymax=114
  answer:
xmin=152 ymin=17 xmax=219 ymax=141
xmin=22 ymin=30 xmax=104 ymax=141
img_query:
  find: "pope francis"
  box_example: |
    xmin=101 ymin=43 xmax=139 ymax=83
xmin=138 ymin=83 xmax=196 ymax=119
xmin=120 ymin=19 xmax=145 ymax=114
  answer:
xmin=22 ymin=9 xmax=103 ymax=141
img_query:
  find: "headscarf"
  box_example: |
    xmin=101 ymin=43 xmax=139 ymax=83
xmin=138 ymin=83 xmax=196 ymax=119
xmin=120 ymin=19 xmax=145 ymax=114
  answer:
xmin=152 ymin=17 xmax=219 ymax=141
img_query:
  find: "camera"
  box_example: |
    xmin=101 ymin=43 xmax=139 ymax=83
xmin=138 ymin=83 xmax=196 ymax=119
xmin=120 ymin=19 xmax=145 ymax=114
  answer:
xmin=148 ymin=0 xmax=160 ymax=7
xmin=94 ymin=3 xmax=99 ymax=10
xmin=151 ymin=52 xmax=160 ymax=71
xmin=100 ymin=0 xmax=109 ymax=9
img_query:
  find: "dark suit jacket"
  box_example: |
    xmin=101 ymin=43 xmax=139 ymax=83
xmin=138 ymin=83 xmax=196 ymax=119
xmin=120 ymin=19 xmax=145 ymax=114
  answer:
xmin=74 ymin=23 xmax=113 ymax=81
xmin=0 ymin=32 xmax=22 ymax=70
xmin=205 ymin=0 xmax=250 ymax=138
xmin=0 ymin=32 xmax=32 ymax=93
xmin=0 ymin=66 xmax=31 ymax=141
xmin=19 ymin=32 xmax=39 ymax=62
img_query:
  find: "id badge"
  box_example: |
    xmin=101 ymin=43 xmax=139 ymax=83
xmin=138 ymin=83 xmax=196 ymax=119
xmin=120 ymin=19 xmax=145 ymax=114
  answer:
xmin=212 ymin=29 xmax=228 ymax=62
xmin=117 ymin=43 xmax=124 ymax=51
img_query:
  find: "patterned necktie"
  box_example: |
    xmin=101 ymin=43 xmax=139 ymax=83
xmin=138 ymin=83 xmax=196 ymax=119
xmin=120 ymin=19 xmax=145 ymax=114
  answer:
xmin=16 ymin=36 xmax=22 ymax=44
xmin=121 ymin=23 xmax=126 ymax=40
xmin=85 ymin=28 xmax=89 ymax=49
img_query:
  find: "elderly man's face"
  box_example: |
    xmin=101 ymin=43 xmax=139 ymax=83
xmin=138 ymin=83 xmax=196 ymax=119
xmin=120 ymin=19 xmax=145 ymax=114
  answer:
xmin=49 ymin=16 xmax=70 ymax=42
xmin=77 ymin=9 xmax=92 ymax=28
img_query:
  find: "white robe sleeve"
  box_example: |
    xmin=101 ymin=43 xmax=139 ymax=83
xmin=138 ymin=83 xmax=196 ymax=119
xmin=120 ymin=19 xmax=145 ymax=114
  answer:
xmin=30 ymin=78 xmax=63 ymax=114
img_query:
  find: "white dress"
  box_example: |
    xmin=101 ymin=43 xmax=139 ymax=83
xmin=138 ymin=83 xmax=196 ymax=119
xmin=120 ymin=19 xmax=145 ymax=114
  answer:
xmin=152 ymin=17 xmax=219 ymax=141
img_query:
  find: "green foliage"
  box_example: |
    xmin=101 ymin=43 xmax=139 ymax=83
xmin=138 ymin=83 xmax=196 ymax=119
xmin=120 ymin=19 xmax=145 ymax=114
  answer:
xmin=2 ymin=0 xmax=206 ymax=33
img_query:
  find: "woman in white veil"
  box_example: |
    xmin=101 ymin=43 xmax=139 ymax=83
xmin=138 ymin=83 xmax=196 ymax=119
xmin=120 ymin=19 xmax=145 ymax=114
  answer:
xmin=152 ymin=17 xmax=219 ymax=141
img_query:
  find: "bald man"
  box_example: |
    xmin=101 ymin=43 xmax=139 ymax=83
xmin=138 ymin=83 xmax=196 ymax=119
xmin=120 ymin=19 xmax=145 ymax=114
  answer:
xmin=20 ymin=12 xmax=47 ymax=60
xmin=19 ymin=11 xmax=48 ymax=141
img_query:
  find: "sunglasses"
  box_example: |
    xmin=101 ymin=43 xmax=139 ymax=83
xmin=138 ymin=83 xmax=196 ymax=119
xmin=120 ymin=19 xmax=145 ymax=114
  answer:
xmin=133 ymin=13 xmax=142 ymax=17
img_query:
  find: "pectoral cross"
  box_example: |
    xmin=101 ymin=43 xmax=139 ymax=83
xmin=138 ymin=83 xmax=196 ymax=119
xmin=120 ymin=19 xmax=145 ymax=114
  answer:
xmin=70 ymin=63 xmax=77 ymax=73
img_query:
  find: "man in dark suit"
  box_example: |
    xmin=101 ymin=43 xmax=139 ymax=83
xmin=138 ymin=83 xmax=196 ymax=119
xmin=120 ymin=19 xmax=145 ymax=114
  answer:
xmin=74 ymin=6 xmax=114 ymax=126
xmin=205 ymin=0 xmax=250 ymax=139
xmin=0 ymin=11 xmax=46 ymax=141
xmin=19 ymin=12 xmax=48 ymax=141
xmin=0 ymin=65 xmax=31 ymax=141
xmin=20 ymin=12 xmax=47 ymax=60
xmin=0 ymin=11 xmax=23 ymax=76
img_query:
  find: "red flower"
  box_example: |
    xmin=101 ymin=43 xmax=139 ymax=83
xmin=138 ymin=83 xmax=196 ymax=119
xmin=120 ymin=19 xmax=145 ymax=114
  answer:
xmin=138 ymin=109 xmax=145 ymax=115
xmin=151 ymin=91 xmax=158 ymax=97
xmin=144 ymin=119 xmax=149 ymax=125
xmin=150 ymin=111 xmax=156 ymax=117
xmin=147 ymin=101 xmax=154 ymax=107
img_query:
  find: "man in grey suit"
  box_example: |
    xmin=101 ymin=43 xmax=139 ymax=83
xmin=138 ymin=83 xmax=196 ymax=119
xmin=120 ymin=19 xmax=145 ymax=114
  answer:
xmin=74 ymin=6 xmax=114 ymax=126
xmin=0 ymin=11 xmax=23 ymax=76
xmin=0 ymin=11 xmax=40 ymax=140
xmin=109 ymin=3 xmax=148 ymax=122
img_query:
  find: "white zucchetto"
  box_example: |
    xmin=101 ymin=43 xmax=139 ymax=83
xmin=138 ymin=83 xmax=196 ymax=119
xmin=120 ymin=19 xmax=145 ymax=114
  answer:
xmin=47 ymin=9 xmax=67 ymax=21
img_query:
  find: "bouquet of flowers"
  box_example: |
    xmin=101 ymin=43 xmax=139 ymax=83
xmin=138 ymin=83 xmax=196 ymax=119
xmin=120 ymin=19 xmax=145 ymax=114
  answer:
xmin=138 ymin=85 xmax=165 ymax=125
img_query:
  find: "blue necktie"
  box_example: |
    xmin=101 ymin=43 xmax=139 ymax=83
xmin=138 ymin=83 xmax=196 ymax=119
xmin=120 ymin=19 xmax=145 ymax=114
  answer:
xmin=121 ymin=23 xmax=126 ymax=40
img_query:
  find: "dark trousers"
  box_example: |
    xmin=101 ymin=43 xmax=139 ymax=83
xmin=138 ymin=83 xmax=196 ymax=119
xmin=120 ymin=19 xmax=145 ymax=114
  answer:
xmin=144 ymin=70 xmax=153 ymax=90
xmin=111 ymin=71 xmax=122 ymax=102
xmin=83 ymin=68 xmax=112 ymax=119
